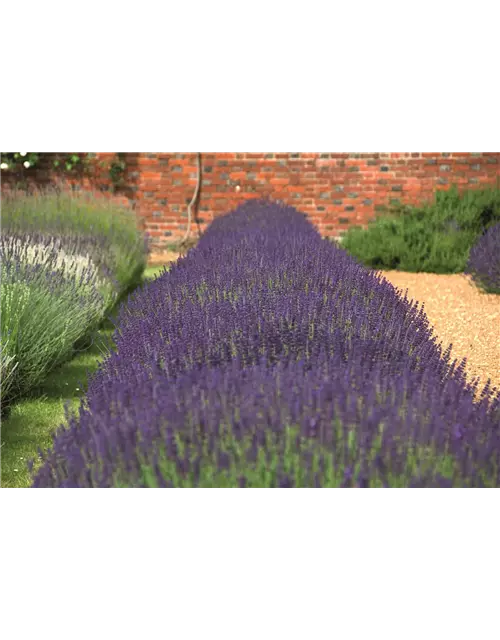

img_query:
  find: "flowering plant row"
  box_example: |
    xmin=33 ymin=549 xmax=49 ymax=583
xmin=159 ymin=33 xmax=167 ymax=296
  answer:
xmin=32 ymin=201 xmax=500 ymax=487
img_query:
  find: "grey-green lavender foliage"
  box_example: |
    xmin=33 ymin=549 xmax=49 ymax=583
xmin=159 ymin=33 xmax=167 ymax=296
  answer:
xmin=1 ymin=185 xmax=149 ymax=414
xmin=2 ymin=185 xmax=148 ymax=296
xmin=0 ymin=236 xmax=110 ymax=412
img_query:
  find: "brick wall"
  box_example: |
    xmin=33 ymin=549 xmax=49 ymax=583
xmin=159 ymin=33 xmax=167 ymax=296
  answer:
xmin=133 ymin=152 xmax=500 ymax=251
xmin=2 ymin=152 xmax=499 ymax=252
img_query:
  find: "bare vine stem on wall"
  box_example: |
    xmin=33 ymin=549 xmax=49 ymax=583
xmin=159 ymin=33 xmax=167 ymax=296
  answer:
xmin=180 ymin=152 xmax=202 ymax=246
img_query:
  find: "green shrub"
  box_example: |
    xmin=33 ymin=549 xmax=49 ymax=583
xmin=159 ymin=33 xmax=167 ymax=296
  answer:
xmin=340 ymin=187 xmax=500 ymax=274
xmin=1 ymin=152 xmax=43 ymax=173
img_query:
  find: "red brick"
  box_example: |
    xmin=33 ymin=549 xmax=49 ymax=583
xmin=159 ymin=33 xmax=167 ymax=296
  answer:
xmin=229 ymin=172 xmax=246 ymax=181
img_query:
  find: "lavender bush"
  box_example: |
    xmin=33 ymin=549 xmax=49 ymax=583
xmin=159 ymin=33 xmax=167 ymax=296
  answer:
xmin=3 ymin=230 xmax=121 ymax=316
xmin=464 ymin=222 xmax=500 ymax=294
xmin=1 ymin=185 xmax=148 ymax=414
xmin=0 ymin=234 xmax=113 ymax=413
xmin=0 ymin=333 xmax=19 ymax=405
xmin=2 ymin=185 xmax=149 ymax=298
xmin=31 ymin=201 xmax=500 ymax=487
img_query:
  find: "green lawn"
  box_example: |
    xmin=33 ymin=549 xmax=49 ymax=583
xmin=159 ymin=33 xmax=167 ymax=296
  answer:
xmin=0 ymin=265 xmax=168 ymax=488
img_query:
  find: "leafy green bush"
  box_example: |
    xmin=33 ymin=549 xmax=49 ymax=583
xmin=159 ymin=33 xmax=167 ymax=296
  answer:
xmin=340 ymin=187 xmax=500 ymax=274
xmin=0 ymin=152 xmax=131 ymax=192
xmin=0 ymin=152 xmax=85 ymax=173
xmin=0 ymin=151 xmax=40 ymax=171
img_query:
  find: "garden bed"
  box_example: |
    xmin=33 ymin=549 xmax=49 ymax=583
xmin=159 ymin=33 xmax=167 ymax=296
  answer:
xmin=4 ymin=262 xmax=497 ymax=488
xmin=30 ymin=201 xmax=500 ymax=488
xmin=3 ymin=188 xmax=499 ymax=487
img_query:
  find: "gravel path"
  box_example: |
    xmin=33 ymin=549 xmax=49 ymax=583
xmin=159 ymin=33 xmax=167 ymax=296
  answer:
xmin=148 ymin=251 xmax=183 ymax=266
xmin=379 ymin=270 xmax=500 ymax=402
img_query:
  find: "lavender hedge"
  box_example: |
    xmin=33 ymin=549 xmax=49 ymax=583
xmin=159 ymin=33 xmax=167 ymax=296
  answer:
xmin=32 ymin=201 xmax=500 ymax=487
xmin=464 ymin=222 xmax=500 ymax=294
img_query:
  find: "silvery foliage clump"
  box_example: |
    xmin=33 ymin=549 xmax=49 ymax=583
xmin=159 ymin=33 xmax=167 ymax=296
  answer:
xmin=464 ymin=222 xmax=500 ymax=294
xmin=0 ymin=334 xmax=19 ymax=403
xmin=3 ymin=231 xmax=120 ymax=299
xmin=0 ymin=232 xmax=114 ymax=410
xmin=32 ymin=201 xmax=500 ymax=488
xmin=1 ymin=186 xmax=150 ymax=303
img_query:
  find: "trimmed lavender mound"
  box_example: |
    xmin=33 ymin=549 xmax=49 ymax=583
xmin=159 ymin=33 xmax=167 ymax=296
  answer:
xmin=464 ymin=222 xmax=500 ymax=294
xmin=32 ymin=201 xmax=500 ymax=487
